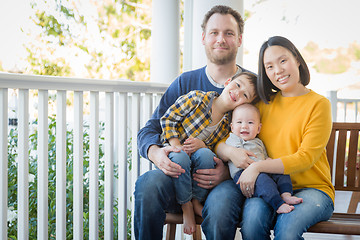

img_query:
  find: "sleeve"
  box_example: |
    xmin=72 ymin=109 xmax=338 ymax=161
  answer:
xmin=258 ymin=139 xmax=269 ymax=159
xmin=160 ymin=91 xmax=200 ymax=143
xmin=282 ymin=98 xmax=332 ymax=174
xmin=137 ymin=77 xmax=184 ymax=159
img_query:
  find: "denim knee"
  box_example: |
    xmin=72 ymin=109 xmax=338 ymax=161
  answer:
xmin=274 ymin=188 xmax=334 ymax=240
xmin=168 ymin=150 xmax=191 ymax=170
xmin=240 ymin=197 xmax=275 ymax=240
xmin=202 ymin=180 xmax=243 ymax=240
xmin=191 ymin=148 xmax=216 ymax=170
xmin=134 ymin=170 xmax=179 ymax=239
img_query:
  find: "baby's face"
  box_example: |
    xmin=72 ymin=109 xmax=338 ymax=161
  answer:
xmin=231 ymin=106 xmax=261 ymax=141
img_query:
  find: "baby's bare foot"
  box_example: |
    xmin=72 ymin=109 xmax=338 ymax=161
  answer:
xmin=276 ymin=203 xmax=295 ymax=214
xmin=182 ymin=202 xmax=196 ymax=235
xmin=281 ymin=193 xmax=303 ymax=205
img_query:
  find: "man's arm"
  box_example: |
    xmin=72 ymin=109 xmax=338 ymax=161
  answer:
xmin=137 ymin=76 xmax=188 ymax=177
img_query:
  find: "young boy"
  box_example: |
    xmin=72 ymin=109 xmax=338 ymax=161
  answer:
xmin=227 ymin=103 xmax=303 ymax=214
xmin=160 ymin=72 xmax=257 ymax=234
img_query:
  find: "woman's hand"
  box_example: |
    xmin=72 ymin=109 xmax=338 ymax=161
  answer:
xmin=238 ymin=163 xmax=260 ymax=198
xmin=193 ymin=157 xmax=230 ymax=189
xmin=216 ymin=142 xmax=256 ymax=168
xmin=183 ymin=138 xmax=206 ymax=155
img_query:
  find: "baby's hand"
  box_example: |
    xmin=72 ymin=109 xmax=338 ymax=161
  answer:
xmin=265 ymin=157 xmax=273 ymax=161
xmin=183 ymin=138 xmax=206 ymax=154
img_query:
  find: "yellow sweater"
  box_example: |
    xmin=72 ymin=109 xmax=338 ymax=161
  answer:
xmin=256 ymin=90 xmax=335 ymax=202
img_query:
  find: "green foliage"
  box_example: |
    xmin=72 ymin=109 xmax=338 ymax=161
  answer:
xmin=25 ymin=47 xmax=72 ymax=76
xmin=313 ymin=55 xmax=350 ymax=74
xmin=303 ymin=41 xmax=354 ymax=74
xmin=7 ymin=116 xmax=132 ymax=239
xmin=25 ymin=0 xmax=152 ymax=81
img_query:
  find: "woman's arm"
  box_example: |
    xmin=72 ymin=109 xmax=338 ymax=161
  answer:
xmin=239 ymin=158 xmax=284 ymax=198
xmin=215 ymin=140 xmax=256 ymax=168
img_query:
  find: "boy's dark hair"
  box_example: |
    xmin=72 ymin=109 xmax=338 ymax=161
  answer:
xmin=231 ymin=72 xmax=259 ymax=104
xmin=201 ymin=5 xmax=244 ymax=35
xmin=257 ymin=36 xmax=310 ymax=104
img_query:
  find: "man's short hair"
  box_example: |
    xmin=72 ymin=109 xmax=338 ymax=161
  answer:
xmin=201 ymin=5 xmax=244 ymax=35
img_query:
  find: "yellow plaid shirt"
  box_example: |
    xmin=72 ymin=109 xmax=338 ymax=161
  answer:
xmin=160 ymin=90 xmax=231 ymax=151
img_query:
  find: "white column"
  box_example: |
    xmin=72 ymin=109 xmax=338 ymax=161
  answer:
xmin=151 ymin=0 xmax=180 ymax=84
xmin=183 ymin=0 xmax=244 ymax=71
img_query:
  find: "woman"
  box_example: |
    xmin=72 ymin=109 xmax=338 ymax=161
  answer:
xmin=216 ymin=36 xmax=335 ymax=239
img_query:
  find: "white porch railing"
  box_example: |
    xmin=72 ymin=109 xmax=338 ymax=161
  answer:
xmin=0 ymin=72 xmax=359 ymax=240
xmin=327 ymin=91 xmax=360 ymax=122
xmin=0 ymin=72 xmax=168 ymax=240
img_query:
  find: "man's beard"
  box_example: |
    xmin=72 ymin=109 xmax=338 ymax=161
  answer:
xmin=205 ymin=45 xmax=237 ymax=65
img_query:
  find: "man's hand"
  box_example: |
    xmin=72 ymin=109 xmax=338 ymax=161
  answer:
xmin=183 ymin=138 xmax=206 ymax=155
xmin=148 ymin=145 xmax=185 ymax=177
xmin=193 ymin=157 xmax=230 ymax=189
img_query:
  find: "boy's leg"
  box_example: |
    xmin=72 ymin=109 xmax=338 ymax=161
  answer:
xmin=191 ymin=148 xmax=216 ymax=201
xmin=168 ymin=151 xmax=197 ymax=234
xmin=168 ymin=150 xmax=192 ymax=204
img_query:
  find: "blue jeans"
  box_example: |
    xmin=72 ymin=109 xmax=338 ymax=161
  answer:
xmin=240 ymin=188 xmax=334 ymax=240
xmin=168 ymin=148 xmax=216 ymax=203
xmin=134 ymin=170 xmax=243 ymax=240
xmin=234 ymin=170 xmax=293 ymax=210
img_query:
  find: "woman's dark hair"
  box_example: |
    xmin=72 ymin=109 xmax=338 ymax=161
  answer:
xmin=257 ymin=36 xmax=310 ymax=103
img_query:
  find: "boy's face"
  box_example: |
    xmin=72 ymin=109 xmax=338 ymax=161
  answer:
xmin=222 ymin=75 xmax=256 ymax=109
xmin=231 ymin=106 xmax=261 ymax=141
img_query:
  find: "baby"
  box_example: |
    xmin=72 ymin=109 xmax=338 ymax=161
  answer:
xmin=227 ymin=103 xmax=303 ymax=213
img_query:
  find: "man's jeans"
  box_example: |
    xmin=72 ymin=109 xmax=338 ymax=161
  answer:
xmin=134 ymin=168 xmax=243 ymax=240
xmin=240 ymin=188 xmax=334 ymax=240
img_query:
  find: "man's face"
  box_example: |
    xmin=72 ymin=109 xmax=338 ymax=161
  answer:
xmin=202 ymin=13 xmax=242 ymax=65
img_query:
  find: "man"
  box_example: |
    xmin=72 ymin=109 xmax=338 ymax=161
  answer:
xmin=135 ymin=5 xmax=254 ymax=239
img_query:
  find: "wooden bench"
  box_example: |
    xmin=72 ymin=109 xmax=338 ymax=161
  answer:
xmin=164 ymin=122 xmax=360 ymax=239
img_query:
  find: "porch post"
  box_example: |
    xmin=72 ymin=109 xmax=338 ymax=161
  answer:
xmin=183 ymin=0 xmax=244 ymax=71
xmin=151 ymin=0 xmax=180 ymax=84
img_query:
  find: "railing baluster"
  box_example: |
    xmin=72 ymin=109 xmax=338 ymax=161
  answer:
xmin=73 ymin=91 xmax=84 ymax=240
xmin=38 ymin=90 xmax=48 ymax=240
xmin=118 ymin=92 xmax=128 ymax=240
xmin=89 ymin=91 xmax=99 ymax=240
xmin=141 ymin=93 xmax=153 ymax=173
xmin=56 ymin=90 xmax=66 ymax=240
xmin=0 ymin=88 xmax=8 ymax=240
xmin=104 ymin=92 xmax=114 ymax=240
xmin=131 ymin=93 xmax=141 ymax=240
xmin=18 ymin=89 xmax=29 ymax=240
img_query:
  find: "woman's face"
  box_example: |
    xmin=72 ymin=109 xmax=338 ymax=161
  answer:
xmin=263 ymin=45 xmax=302 ymax=96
